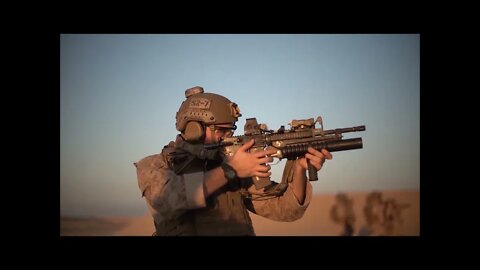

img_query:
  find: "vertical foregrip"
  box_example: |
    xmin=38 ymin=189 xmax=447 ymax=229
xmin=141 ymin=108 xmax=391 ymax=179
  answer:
xmin=307 ymin=159 xmax=318 ymax=181
xmin=307 ymin=142 xmax=318 ymax=181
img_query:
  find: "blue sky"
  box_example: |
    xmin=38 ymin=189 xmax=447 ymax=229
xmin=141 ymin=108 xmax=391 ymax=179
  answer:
xmin=60 ymin=34 xmax=419 ymax=217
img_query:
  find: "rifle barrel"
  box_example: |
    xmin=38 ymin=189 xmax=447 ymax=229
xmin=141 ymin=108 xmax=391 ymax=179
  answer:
xmin=322 ymin=125 xmax=366 ymax=135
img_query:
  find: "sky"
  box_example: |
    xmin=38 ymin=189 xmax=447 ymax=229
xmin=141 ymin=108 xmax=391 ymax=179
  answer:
xmin=60 ymin=34 xmax=420 ymax=217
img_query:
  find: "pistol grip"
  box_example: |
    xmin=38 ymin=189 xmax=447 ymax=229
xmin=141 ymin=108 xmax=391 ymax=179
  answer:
xmin=307 ymin=159 xmax=318 ymax=181
xmin=250 ymin=146 xmax=273 ymax=189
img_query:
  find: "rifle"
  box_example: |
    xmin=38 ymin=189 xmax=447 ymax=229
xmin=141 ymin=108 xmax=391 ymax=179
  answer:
xmin=205 ymin=116 xmax=366 ymax=189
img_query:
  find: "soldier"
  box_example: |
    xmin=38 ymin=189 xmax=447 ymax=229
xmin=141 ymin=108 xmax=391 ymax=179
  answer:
xmin=359 ymin=191 xmax=384 ymax=236
xmin=330 ymin=193 xmax=356 ymax=236
xmin=382 ymin=198 xmax=410 ymax=236
xmin=134 ymin=86 xmax=332 ymax=236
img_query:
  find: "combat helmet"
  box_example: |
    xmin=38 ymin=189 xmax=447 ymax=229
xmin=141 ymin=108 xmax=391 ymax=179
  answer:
xmin=175 ymin=86 xmax=242 ymax=142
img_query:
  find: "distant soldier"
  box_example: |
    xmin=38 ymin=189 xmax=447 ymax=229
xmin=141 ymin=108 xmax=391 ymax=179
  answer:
xmin=359 ymin=191 xmax=384 ymax=236
xmin=382 ymin=198 xmax=410 ymax=236
xmin=330 ymin=193 xmax=356 ymax=236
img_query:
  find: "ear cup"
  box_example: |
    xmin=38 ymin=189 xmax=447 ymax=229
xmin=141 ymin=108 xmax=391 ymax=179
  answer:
xmin=183 ymin=121 xmax=205 ymax=142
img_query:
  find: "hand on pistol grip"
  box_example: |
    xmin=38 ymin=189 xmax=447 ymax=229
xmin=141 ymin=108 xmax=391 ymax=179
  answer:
xmin=250 ymin=146 xmax=273 ymax=189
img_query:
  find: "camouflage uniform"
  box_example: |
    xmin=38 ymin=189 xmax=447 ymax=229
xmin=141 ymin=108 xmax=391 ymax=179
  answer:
xmin=135 ymin=138 xmax=313 ymax=236
xmin=136 ymin=86 xmax=312 ymax=235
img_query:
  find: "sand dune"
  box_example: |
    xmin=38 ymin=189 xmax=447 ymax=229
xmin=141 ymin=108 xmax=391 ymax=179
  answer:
xmin=60 ymin=190 xmax=419 ymax=236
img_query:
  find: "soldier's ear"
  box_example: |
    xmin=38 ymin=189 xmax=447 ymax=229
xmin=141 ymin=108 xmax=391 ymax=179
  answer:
xmin=183 ymin=121 xmax=205 ymax=142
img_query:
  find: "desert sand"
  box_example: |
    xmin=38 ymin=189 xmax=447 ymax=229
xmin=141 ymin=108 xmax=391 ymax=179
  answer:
xmin=60 ymin=190 xmax=419 ymax=236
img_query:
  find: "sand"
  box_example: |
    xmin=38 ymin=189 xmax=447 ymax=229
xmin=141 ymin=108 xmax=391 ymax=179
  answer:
xmin=60 ymin=190 xmax=419 ymax=236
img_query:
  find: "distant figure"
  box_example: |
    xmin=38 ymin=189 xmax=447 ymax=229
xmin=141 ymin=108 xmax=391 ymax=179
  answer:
xmin=382 ymin=198 xmax=410 ymax=236
xmin=330 ymin=193 xmax=356 ymax=236
xmin=358 ymin=191 xmax=384 ymax=236
xmin=359 ymin=191 xmax=411 ymax=236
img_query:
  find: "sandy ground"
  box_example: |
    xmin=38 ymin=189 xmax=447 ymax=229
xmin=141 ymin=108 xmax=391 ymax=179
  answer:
xmin=250 ymin=190 xmax=419 ymax=236
xmin=60 ymin=190 xmax=419 ymax=236
xmin=60 ymin=216 xmax=155 ymax=236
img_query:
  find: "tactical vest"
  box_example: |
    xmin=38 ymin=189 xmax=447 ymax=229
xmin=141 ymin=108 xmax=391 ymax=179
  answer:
xmin=154 ymin=140 xmax=256 ymax=236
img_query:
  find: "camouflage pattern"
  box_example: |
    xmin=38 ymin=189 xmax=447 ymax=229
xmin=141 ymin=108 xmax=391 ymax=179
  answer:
xmin=135 ymin=140 xmax=312 ymax=236
xmin=245 ymin=180 xmax=312 ymax=222
xmin=136 ymin=153 xmax=189 ymax=223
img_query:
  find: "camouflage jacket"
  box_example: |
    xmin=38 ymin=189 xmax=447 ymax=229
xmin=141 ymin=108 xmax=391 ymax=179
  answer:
xmin=135 ymin=139 xmax=312 ymax=235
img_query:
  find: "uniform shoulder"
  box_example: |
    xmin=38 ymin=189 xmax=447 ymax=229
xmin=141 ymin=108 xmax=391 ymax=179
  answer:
xmin=134 ymin=142 xmax=176 ymax=195
xmin=135 ymin=154 xmax=163 ymax=168
xmin=134 ymin=141 xmax=175 ymax=170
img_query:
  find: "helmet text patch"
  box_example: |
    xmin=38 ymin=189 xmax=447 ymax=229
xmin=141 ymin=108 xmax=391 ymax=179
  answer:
xmin=189 ymin=98 xmax=211 ymax=109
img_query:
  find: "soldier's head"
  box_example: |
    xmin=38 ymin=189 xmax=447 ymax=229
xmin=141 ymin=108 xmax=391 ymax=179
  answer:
xmin=175 ymin=86 xmax=241 ymax=144
xmin=336 ymin=193 xmax=348 ymax=203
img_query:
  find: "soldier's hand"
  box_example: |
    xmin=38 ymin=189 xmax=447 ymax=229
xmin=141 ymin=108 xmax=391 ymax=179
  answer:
xmin=297 ymin=147 xmax=332 ymax=171
xmin=228 ymin=139 xmax=276 ymax=178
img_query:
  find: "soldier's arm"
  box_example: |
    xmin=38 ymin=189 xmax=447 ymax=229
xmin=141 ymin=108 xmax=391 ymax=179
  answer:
xmin=245 ymin=160 xmax=313 ymax=222
xmin=136 ymin=141 xmax=285 ymax=222
xmin=135 ymin=155 xmax=215 ymax=221
xmin=246 ymin=181 xmax=313 ymax=222
xmin=244 ymin=147 xmax=331 ymax=222
xmin=203 ymin=167 xmax=228 ymax=197
xmin=291 ymin=147 xmax=332 ymax=204
xmin=136 ymin=154 xmax=233 ymax=222
xmin=136 ymin=155 xmax=189 ymax=223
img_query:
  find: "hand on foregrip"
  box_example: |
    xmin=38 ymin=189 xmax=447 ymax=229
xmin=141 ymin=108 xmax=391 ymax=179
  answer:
xmin=298 ymin=147 xmax=333 ymax=171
